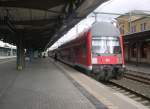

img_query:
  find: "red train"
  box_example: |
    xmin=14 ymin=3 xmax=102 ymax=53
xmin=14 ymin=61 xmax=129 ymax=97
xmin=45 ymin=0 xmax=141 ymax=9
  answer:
xmin=53 ymin=22 xmax=125 ymax=81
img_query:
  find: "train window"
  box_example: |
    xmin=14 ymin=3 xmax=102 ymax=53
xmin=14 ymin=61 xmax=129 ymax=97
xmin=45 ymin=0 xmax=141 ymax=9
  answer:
xmin=92 ymin=36 xmax=120 ymax=55
xmin=113 ymin=46 xmax=121 ymax=54
xmin=140 ymin=23 xmax=147 ymax=32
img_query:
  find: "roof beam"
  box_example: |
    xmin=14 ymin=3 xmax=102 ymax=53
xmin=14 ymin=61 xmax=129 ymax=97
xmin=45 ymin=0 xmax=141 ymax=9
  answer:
xmin=0 ymin=19 xmax=57 ymax=26
xmin=0 ymin=0 xmax=65 ymax=11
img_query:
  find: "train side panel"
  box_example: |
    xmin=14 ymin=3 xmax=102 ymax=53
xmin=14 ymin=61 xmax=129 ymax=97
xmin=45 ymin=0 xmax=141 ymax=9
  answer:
xmin=86 ymin=31 xmax=92 ymax=70
xmin=58 ymin=31 xmax=92 ymax=71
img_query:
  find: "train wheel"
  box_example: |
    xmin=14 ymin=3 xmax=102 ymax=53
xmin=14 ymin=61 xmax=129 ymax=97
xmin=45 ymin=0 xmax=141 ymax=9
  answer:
xmin=116 ymin=71 xmax=124 ymax=80
xmin=96 ymin=71 xmax=105 ymax=81
xmin=104 ymin=71 xmax=112 ymax=81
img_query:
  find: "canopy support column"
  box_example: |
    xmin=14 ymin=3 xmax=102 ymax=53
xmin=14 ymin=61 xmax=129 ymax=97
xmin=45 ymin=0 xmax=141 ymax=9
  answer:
xmin=16 ymin=39 xmax=25 ymax=70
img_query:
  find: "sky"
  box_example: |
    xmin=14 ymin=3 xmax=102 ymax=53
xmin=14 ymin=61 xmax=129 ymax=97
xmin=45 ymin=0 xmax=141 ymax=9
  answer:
xmin=96 ymin=0 xmax=150 ymax=13
xmin=49 ymin=0 xmax=150 ymax=50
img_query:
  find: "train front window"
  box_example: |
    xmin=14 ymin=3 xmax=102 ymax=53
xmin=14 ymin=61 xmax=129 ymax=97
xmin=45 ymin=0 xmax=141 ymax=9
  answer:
xmin=92 ymin=36 xmax=121 ymax=55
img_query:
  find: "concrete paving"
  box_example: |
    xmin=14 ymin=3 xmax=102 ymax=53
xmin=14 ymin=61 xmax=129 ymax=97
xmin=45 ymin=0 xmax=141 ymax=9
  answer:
xmin=0 ymin=58 xmax=148 ymax=109
xmin=126 ymin=63 xmax=150 ymax=74
xmin=0 ymin=58 xmax=104 ymax=109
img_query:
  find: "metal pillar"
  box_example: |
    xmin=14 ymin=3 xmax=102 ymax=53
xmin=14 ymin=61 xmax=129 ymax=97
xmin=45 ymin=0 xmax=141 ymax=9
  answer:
xmin=138 ymin=41 xmax=142 ymax=65
xmin=128 ymin=42 xmax=131 ymax=62
xmin=129 ymin=12 xmax=132 ymax=33
xmin=136 ymin=41 xmax=139 ymax=66
xmin=16 ymin=40 xmax=25 ymax=70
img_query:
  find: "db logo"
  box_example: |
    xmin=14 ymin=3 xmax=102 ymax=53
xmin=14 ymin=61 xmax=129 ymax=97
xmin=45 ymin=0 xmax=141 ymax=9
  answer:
xmin=105 ymin=58 xmax=110 ymax=62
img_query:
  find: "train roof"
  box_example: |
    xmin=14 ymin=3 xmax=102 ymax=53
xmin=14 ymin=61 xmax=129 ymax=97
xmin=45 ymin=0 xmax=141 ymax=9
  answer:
xmin=91 ymin=22 xmax=120 ymax=37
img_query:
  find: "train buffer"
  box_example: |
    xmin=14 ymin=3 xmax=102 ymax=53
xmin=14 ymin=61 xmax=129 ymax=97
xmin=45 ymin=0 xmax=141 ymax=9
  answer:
xmin=0 ymin=58 xmax=148 ymax=109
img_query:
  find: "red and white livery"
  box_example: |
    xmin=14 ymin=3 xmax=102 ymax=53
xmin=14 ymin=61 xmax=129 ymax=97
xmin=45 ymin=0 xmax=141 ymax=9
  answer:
xmin=56 ymin=22 xmax=125 ymax=81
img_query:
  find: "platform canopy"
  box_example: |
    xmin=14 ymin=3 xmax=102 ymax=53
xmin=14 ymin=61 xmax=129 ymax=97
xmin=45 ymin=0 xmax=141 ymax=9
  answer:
xmin=124 ymin=30 xmax=150 ymax=42
xmin=0 ymin=0 xmax=107 ymax=51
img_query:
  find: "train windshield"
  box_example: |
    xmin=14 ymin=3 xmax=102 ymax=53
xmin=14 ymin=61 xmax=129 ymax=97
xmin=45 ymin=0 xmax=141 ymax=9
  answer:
xmin=92 ymin=36 xmax=121 ymax=55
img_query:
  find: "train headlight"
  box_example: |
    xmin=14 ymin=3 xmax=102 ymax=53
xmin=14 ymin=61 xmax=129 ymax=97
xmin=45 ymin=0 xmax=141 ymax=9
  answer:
xmin=105 ymin=58 xmax=110 ymax=62
xmin=92 ymin=58 xmax=97 ymax=64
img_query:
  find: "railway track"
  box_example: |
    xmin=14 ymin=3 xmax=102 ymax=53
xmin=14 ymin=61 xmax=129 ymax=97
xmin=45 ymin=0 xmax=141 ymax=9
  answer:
xmin=106 ymin=81 xmax=150 ymax=108
xmin=109 ymin=80 xmax=150 ymax=99
xmin=104 ymin=71 xmax=150 ymax=108
xmin=124 ymin=71 xmax=150 ymax=85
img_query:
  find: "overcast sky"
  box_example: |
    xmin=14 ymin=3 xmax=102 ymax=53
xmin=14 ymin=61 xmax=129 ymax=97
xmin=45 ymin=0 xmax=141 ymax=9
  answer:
xmin=50 ymin=0 xmax=150 ymax=50
xmin=96 ymin=0 xmax=150 ymax=13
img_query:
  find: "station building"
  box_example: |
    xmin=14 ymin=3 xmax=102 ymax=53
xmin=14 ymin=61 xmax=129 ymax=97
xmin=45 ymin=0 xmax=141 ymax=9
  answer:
xmin=116 ymin=11 xmax=150 ymax=65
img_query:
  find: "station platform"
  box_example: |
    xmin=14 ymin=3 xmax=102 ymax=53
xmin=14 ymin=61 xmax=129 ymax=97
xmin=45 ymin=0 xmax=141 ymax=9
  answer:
xmin=126 ymin=63 xmax=150 ymax=74
xmin=0 ymin=56 xmax=16 ymax=60
xmin=0 ymin=58 xmax=148 ymax=109
xmin=0 ymin=56 xmax=16 ymax=64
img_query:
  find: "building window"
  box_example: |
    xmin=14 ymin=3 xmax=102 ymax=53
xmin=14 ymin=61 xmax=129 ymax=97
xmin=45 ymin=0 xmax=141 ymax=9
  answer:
xmin=131 ymin=25 xmax=136 ymax=33
xmin=141 ymin=42 xmax=147 ymax=58
xmin=140 ymin=23 xmax=146 ymax=32
xmin=131 ymin=43 xmax=137 ymax=57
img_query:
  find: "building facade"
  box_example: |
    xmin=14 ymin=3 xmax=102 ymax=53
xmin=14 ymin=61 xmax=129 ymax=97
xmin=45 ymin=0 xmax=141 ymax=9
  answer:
xmin=117 ymin=12 xmax=150 ymax=65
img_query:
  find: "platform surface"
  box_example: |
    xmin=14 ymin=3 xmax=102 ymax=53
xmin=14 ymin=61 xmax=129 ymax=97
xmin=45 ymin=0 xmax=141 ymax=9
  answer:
xmin=126 ymin=63 xmax=150 ymax=74
xmin=0 ymin=58 xmax=148 ymax=109
xmin=0 ymin=58 xmax=106 ymax=109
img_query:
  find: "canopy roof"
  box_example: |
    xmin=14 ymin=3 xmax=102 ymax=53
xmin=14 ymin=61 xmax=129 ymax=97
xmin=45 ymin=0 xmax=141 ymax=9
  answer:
xmin=0 ymin=0 xmax=107 ymax=50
